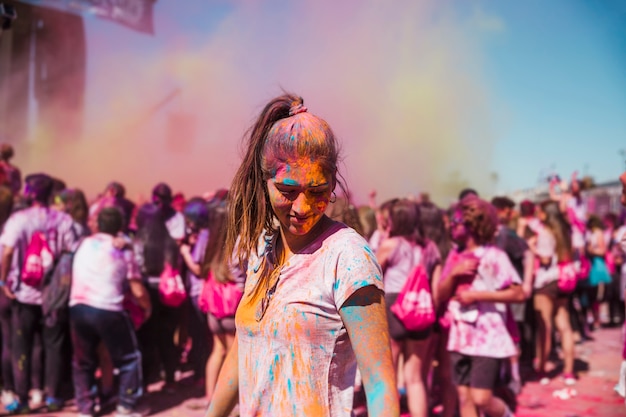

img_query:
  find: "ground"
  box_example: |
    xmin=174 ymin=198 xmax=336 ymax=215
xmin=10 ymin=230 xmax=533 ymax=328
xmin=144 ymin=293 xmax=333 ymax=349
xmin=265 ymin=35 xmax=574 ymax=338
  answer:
xmin=2 ymin=326 xmax=624 ymax=416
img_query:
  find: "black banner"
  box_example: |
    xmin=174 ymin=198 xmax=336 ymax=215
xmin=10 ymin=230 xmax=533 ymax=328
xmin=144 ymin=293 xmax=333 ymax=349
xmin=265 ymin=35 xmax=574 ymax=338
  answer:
xmin=15 ymin=0 xmax=157 ymax=34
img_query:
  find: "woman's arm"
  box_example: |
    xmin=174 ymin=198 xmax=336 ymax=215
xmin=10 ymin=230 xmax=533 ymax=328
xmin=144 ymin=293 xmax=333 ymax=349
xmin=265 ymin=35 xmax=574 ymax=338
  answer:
xmin=430 ymin=264 xmax=443 ymax=310
xmin=457 ymin=283 xmax=525 ymax=305
xmin=181 ymin=244 xmax=202 ymax=276
xmin=340 ymin=286 xmax=399 ymax=417
xmin=436 ymin=254 xmax=479 ymax=306
xmin=522 ymin=249 xmax=535 ymax=299
xmin=205 ymin=335 xmax=239 ymax=417
xmin=375 ymin=237 xmax=397 ymax=272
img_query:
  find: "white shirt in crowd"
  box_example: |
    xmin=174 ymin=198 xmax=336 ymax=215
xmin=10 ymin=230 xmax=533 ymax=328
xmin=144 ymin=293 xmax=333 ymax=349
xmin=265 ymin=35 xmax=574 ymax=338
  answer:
xmin=166 ymin=211 xmax=186 ymax=241
xmin=0 ymin=206 xmax=78 ymax=305
xmin=70 ymin=233 xmax=140 ymax=312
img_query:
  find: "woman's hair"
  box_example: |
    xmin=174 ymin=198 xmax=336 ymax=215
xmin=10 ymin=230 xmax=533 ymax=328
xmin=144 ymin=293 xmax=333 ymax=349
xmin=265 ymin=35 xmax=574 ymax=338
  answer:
xmin=418 ymin=201 xmax=452 ymax=260
xmin=519 ymin=200 xmax=535 ymax=217
xmin=586 ymin=214 xmax=604 ymax=231
xmin=458 ymin=195 xmax=498 ymax=246
xmin=357 ymin=205 xmax=377 ymax=241
xmin=387 ymin=199 xmax=422 ymax=244
xmin=540 ymin=200 xmax=572 ymax=263
xmin=0 ymin=144 xmax=14 ymax=161
xmin=58 ymin=188 xmax=89 ymax=226
xmin=202 ymin=199 xmax=232 ymax=283
xmin=226 ymin=93 xmax=343 ymax=264
xmin=135 ymin=203 xmax=178 ymax=277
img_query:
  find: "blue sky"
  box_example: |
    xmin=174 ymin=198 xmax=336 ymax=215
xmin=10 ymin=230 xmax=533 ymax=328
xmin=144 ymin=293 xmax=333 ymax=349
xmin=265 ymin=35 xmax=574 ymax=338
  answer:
xmin=68 ymin=0 xmax=626 ymax=201
xmin=481 ymin=0 xmax=626 ymax=190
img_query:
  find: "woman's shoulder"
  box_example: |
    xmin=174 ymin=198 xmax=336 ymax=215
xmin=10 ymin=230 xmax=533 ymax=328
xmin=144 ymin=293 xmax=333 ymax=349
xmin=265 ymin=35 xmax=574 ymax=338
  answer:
xmin=321 ymin=221 xmax=377 ymax=257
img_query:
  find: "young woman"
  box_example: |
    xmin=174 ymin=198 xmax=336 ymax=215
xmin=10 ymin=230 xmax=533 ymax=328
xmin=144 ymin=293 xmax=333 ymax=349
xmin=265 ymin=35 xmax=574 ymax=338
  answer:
xmin=180 ymin=198 xmax=212 ymax=385
xmin=134 ymin=203 xmax=182 ymax=391
xmin=585 ymin=215 xmax=612 ymax=330
xmin=437 ymin=196 xmax=523 ymax=417
xmin=199 ymin=197 xmax=246 ymax=407
xmin=530 ymin=201 xmax=576 ymax=385
xmin=376 ymin=199 xmax=438 ymax=417
xmin=206 ymin=93 xmax=398 ymax=417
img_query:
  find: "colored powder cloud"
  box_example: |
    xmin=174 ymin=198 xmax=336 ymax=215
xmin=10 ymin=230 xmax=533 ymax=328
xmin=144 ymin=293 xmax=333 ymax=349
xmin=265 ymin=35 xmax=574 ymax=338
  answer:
xmin=15 ymin=1 xmax=503 ymax=206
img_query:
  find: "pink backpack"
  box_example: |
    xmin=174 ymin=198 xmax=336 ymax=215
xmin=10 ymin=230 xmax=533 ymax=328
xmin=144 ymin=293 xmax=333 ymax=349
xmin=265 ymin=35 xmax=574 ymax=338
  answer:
xmin=21 ymin=231 xmax=54 ymax=287
xmin=557 ymin=262 xmax=577 ymax=293
xmin=158 ymin=263 xmax=186 ymax=307
xmin=390 ymin=264 xmax=435 ymax=332
xmin=199 ymin=271 xmax=243 ymax=319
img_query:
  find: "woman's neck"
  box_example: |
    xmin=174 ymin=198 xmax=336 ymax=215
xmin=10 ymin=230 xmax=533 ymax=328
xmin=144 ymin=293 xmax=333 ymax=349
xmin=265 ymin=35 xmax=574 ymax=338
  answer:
xmin=280 ymin=215 xmax=331 ymax=259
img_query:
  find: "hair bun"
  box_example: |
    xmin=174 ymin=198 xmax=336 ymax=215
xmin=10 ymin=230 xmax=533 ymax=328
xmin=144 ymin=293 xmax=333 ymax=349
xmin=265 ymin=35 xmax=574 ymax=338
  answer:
xmin=289 ymin=103 xmax=308 ymax=116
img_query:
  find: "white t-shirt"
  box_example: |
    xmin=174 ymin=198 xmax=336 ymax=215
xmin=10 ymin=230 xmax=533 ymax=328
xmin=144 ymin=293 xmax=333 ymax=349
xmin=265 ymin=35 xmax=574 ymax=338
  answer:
xmin=235 ymin=222 xmax=383 ymax=417
xmin=166 ymin=212 xmax=185 ymax=241
xmin=70 ymin=233 xmax=140 ymax=312
xmin=0 ymin=206 xmax=78 ymax=305
xmin=382 ymin=237 xmax=423 ymax=294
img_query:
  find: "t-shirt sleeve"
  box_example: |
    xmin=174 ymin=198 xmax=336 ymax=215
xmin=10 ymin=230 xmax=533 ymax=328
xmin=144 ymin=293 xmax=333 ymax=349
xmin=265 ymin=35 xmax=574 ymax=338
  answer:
xmin=492 ymin=249 xmax=522 ymax=290
xmin=0 ymin=214 xmax=21 ymax=248
xmin=332 ymin=234 xmax=384 ymax=309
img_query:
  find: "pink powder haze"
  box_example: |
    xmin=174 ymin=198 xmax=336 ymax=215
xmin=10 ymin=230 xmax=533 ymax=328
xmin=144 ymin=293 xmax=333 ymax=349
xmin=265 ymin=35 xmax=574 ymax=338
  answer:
xmin=11 ymin=1 xmax=503 ymax=205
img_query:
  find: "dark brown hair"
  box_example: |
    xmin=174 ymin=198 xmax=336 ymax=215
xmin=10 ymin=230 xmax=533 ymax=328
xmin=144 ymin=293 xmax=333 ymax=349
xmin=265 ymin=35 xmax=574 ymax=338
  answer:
xmin=458 ymin=195 xmax=498 ymax=246
xmin=540 ymin=200 xmax=572 ymax=262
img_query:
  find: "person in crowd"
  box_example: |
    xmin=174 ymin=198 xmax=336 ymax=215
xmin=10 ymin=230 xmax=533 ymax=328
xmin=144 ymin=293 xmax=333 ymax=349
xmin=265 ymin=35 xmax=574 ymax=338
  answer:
xmin=418 ymin=200 xmax=455 ymax=417
xmin=172 ymin=193 xmax=186 ymax=213
xmin=369 ymin=198 xmax=396 ymax=253
xmin=604 ymin=212 xmax=624 ymax=326
xmin=437 ymin=195 xmax=523 ymax=417
xmin=69 ymin=206 xmax=151 ymax=417
xmin=180 ymin=197 xmax=212 ymax=385
xmin=134 ymin=203 xmax=182 ymax=392
xmin=0 ymin=173 xmax=80 ymax=413
xmin=0 ymin=144 xmax=21 ymax=196
xmin=491 ymin=196 xmax=535 ymax=390
xmin=376 ymin=198 xmax=437 ymax=417
xmin=529 ymin=201 xmax=576 ymax=386
xmin=357 ymin=205 xmax=377 ymax=241
xmin=615 ymin=171 xmax=626 ymax=403
xmin=0 ymin=185 xmax=14 ymax=407
xmin=54 ymin=188 xmax=90 ymax=237
xmin=206 ymin=93 xmax=398 ymax=416
xmin=90 ymin=182 xmax=134 ymax=226
xmin=152 ymin=183 xmax=185 ymax=242
xmin=193 ymin=196 xmax=246 ymax=409
xmin=585 ymin=215 xmax=612 ymax=330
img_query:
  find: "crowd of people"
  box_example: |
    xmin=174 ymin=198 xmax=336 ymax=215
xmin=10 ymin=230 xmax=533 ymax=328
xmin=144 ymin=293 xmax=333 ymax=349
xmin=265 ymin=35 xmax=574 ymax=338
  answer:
xmin=0 ymin=93 xmax=624 ymax=417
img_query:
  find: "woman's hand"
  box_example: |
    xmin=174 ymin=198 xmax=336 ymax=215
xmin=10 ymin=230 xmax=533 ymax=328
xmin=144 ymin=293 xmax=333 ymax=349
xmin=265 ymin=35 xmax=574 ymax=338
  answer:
xmin=451 ymin=254 xmax=479 ymax=278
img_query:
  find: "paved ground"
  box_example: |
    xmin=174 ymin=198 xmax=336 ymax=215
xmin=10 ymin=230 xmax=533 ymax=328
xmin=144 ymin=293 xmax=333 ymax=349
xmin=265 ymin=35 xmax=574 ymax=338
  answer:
xmin=515 ymin=326 xmax=625 ymax=417
xmin=2 ymin=326 xmax=624 ymax=416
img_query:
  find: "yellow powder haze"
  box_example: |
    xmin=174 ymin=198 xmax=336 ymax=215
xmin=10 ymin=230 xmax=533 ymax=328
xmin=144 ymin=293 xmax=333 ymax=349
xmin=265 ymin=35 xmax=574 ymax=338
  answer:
xmin=16 ymin=1 xmax=502 ymax=206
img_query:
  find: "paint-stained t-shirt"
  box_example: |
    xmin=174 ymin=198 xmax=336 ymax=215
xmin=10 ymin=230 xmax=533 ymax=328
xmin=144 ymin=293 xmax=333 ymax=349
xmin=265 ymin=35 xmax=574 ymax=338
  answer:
xmin=0 ymin=207 xmax=78 ymax=305
xmin=235 ymin=222 xmax=383 ymax=417
xmin=446 ymin=245 xmax=521 ymax=358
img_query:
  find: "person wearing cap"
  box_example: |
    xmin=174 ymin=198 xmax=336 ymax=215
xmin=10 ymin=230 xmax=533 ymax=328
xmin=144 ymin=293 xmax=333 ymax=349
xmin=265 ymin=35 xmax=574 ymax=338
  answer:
xmin=152 ymin=183 xmax=185 ymax=242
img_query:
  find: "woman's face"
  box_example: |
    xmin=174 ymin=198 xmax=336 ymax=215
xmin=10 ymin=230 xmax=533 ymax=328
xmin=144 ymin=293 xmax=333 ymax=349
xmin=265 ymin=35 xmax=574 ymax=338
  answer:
xmin=536 ymin=205 xmax=547 ymax=222
xmin=266 ymin=157 xmax=333 ymax=239
xmin=449 ymin=209 xmax=468 ymax=243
